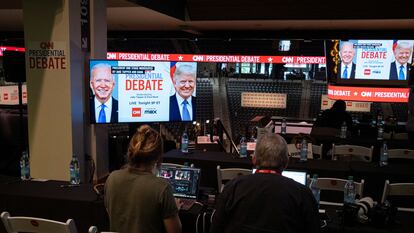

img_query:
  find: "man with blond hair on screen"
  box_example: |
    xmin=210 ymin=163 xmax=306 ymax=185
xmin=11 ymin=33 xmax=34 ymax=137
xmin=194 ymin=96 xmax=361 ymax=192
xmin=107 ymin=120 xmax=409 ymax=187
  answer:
xmin=169 ymin=63 xmax=197 ymax=121
xmin=389 ymin=41 xmax=412 ymax=80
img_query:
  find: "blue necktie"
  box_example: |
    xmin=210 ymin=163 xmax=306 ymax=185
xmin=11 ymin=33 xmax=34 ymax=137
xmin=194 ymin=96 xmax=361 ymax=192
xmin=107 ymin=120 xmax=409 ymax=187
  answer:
xmin=98 ymin=104 xmax=106 ymax=123
xmin=399 ymin=65 xmax=405 ymax=80
xmin=343 ymin=66 xmax=348 ymax=79
xmin=182 ymin=100 xmax=191 ymax=121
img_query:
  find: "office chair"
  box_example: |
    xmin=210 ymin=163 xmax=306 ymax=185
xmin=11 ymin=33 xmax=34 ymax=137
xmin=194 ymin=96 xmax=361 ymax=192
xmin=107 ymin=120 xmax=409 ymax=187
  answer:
xmin=307 ymin=176 xmax=365 ymax=206
xmin=332 ymin=144 xmax=374 ymax=162
xmin=383 ymin=132 xmax=408 ymax=140
xmin=1 ymin=211 xmax=78 ymax=233
xmin=312 ymin=144 xmax=323 ymax=159
xmin=216 ymin=165 xmax=252 ymax=193
xmin=287 ymin=143 xmax=314 ymax=159
xmin=381 ymin=180 xmax=414 ymax=212
xmin=387 ymin=149 xmax=414 ymax=160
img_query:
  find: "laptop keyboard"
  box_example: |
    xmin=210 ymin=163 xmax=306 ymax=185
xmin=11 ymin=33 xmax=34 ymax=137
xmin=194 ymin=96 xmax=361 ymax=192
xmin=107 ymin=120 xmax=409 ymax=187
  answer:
xmin=181 ymin=199 xmax=196 ymax=211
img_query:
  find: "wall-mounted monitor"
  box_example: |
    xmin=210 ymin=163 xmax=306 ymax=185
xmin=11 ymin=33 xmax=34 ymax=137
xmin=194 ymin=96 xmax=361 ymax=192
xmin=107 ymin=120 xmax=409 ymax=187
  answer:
xmin=89 ymin=60 xmax=197 ymax=124
xmin=325 ymin=39 xmax=414 ymax=87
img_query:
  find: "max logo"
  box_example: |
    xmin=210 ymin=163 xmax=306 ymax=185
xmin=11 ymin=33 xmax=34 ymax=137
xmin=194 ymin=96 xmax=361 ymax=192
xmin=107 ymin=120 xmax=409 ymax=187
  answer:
xmin=144 ymin=109 xmax=157 ymax=114
xmin=3 ymin=93 xmax=8 ymax=100
xmin=364 ymin=69 xmax=371 ymax=75
xmin=132 ymin=108 xmax=141 ymax=117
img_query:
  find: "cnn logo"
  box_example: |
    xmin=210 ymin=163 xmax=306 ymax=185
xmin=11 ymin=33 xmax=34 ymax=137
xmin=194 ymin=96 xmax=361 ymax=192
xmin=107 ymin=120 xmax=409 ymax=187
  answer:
xmin=132 ymin=108 xmax=141 ymax=117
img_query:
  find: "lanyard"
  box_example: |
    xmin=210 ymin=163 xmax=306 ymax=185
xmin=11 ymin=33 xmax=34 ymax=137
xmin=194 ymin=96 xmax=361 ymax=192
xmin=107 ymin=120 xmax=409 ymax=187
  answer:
xmin=255 ymin=169 xmax=280 ymax=175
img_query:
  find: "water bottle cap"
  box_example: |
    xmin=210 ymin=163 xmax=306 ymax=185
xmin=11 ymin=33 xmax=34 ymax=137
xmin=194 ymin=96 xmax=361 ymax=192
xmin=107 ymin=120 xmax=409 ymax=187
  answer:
xmin=348 ymin=175 xmax=353 ymax=180
xmin=313 ymin=174 xmax=318 ymax=178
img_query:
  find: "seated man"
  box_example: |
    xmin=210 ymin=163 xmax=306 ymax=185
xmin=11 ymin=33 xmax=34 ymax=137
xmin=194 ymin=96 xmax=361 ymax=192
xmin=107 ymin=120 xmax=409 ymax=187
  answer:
xmin=210 ymin=132 xmax=320 ymax=233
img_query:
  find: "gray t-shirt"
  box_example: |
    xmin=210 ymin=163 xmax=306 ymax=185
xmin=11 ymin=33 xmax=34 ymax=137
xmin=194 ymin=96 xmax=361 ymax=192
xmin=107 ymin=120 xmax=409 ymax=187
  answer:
xmin=104 ymin=168 xmax=178 ymax=233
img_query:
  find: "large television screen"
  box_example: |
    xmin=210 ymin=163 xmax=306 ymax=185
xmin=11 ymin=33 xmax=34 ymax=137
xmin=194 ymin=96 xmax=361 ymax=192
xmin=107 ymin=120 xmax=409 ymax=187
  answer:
xmin=325 ymin=39 xmax=414 ymax=86
xmin=89 ymin=60 xmax=197 ymax=123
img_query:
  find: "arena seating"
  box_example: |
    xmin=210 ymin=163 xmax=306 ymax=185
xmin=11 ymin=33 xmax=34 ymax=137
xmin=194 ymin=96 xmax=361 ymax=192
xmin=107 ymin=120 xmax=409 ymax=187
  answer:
xmin=309 ymin=81 xmax=327 ymax=119
xmin=226 ymin=78 xmax=303 ymax=139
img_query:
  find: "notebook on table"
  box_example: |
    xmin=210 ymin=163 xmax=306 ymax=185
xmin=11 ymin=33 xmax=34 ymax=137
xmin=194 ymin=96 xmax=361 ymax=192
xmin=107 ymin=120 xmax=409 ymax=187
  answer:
xmin=157 ymin=165 xmax=201 ymax=210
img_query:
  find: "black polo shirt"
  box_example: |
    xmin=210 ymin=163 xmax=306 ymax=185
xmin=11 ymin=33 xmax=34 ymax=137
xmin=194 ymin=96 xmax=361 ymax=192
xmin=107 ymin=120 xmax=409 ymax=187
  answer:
xmin=210 ymin=172 xmax=320 ymax=233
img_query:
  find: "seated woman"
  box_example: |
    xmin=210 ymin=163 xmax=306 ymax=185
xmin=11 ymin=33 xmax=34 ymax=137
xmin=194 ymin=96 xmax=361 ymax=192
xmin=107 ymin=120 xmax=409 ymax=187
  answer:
xmin=104 ymin=125 xmax=182 ymax=233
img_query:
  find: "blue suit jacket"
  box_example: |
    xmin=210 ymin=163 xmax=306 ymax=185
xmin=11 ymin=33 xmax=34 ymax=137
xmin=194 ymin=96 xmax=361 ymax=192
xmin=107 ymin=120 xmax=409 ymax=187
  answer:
xmin=389 ymin=61 xmax=410 ymax=80
xmin=169 ymin=94 xmax=196 ymax=122
xmin=338 ymin=63 xmax=356 ymax=79
xmin=90 ymin=97 xmax=118 ymax=123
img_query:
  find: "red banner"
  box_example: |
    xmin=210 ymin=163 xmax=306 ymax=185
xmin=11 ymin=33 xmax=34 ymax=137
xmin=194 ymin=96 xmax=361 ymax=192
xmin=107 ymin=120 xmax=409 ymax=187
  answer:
xmin=1 ymin=48 xmax=326 ymax=64
xmin=327 ymin=85 xmax=409 ymax=103
xmin=106 ymin=52 xmax=326 ymax=64
xmin=0 ymin=46 xmax=25 ymax=56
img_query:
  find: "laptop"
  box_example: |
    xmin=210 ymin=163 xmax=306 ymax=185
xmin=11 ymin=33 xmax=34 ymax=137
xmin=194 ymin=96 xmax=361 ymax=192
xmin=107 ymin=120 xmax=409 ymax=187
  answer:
xmin=282 ymin=170 xmax=307 ymax=186
xmin=157 ymin=165 xmax=201 ymax=210
xmin=252 ymin=169 xmax=307 ymax=186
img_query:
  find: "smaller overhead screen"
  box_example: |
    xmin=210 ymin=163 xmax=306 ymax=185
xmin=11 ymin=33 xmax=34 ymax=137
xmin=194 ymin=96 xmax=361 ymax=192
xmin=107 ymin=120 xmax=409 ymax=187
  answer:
xmin=325 ymin=39 xmax=414 ymax=87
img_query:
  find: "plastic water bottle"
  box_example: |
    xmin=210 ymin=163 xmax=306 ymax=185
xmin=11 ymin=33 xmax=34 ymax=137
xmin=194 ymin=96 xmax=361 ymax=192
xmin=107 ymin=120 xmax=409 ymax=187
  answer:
xmin=181 ymin=132 xmax=189 ymax=153
xmin=239 ymin=136 xmax=248 ymax=158
xmin=20 ymin=150 xmax=30 ymax=180
xmin=377 ymin=122 xmax=384 ymax=140
xmin=377 ymin=111 xmax=384 ymax=127
xmin=309 ymin=174 xmax=320 ymax=206
xmin=300 ymin=138 xmax=308 ymax=162
xmin=380 ymin=141 xmax=388 ymax=167
xmin=281 ymin=118 xmax=287 ymax=135
xmin=340 ymin=121 xmax=347 ymax=139
xmin=344 ymin=176 xmax=356 ymax=204
xmin=69 ymin=154 xmax=80 ymax=184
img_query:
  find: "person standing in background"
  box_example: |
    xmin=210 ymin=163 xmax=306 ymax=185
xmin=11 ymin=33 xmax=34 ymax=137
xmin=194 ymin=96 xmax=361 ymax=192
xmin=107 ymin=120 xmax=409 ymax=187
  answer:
xmin=313 ymin=99 xmax=353 ymax=130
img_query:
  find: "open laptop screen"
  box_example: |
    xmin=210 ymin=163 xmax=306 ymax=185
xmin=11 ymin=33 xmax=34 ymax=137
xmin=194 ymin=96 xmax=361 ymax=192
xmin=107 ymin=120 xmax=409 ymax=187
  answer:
xmin=252 ymin=169 xmax=307 ymax=185
xmin=157 ymin=166 xmax=201 ymax=199
xmin=282 ymin=170 xmax=307 ymax=186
